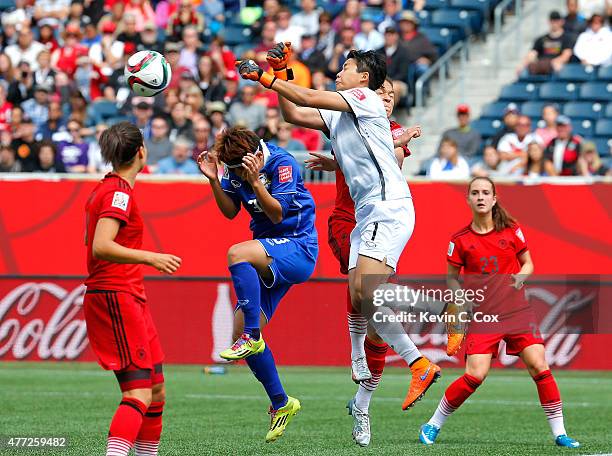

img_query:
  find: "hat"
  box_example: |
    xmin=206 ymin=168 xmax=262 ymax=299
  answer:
xmin=504 ymin=103 xmax=520 ymax=115
xmin=384 ymin=25 xmax=398 ymax=34
xmin=165 ymin=41 xmax=182 ymax=53
xmin=65 ymin=22 xmax=81 ymax=35
xmin=556 ymin=115 xmax=572 ymax=126
xmin=135 ymin=101 xmax=153 ymax=110
xmin=38 ymin=18 xmax=56 ymax=28
xmin=207 ymin=101 xmax=227 ymax=115
xmin=34 ymin=83 xmax=52 ymax=93
xmin=301 ymin=33 xmax=316 ymax=40
xmin=102 ymin=21 xmax=116 ymax=34
xmin=398 ymin=11 xmax=419 ymax=24
xmin=180 ymin=69 xmax=195 ymax=80
xmin=549 ymin=11 xmax=562 ymax=21
xmin=456 ymin=104 xmax=470 ymax=115
xmin=132 ymin=97 xmax=153 ymax=109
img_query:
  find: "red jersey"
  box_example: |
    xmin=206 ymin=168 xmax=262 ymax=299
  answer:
xmin=330 ymin=121 xmax=410 ymax=224
xmin=84 ymin=173 xmax=145 ymax=300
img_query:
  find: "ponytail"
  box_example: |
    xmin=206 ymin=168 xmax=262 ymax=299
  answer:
xmin=468 ymin=177 xmax=516 ymax=231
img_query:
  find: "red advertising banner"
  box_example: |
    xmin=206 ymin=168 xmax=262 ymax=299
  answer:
xmin=1 ymin=278 xmax=609 ymax=369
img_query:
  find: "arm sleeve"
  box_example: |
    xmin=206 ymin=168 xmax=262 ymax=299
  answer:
xmin=220 ymin=167 xmax=242 ymax=208
xmin=513 ymin=225 xmax=529 ymax=256
xmin=338 ymin=87 xmax=385 ymax=119
xmin=447 ymin=238 xmax=464 ymax=267
xmin=98 ymin=188 xmax=132 ymax=224
xmin=270 ymin=155 xmax=299 ymax=217
xmin=318 ymin=108 xmax=337 ymax=135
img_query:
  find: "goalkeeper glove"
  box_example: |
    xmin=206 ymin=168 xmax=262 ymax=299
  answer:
xmin=235 ymin=59 xmax=276 ymax=89
xmin=267 ymin=42 xmax=294 ymax=81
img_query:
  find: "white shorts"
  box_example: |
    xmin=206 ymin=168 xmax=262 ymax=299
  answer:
xmin=348 ymin=198 xmax=415 ymax=272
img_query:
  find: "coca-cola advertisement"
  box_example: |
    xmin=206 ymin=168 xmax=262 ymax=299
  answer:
xmin=1 ymin=277 xmax=610 ymax=369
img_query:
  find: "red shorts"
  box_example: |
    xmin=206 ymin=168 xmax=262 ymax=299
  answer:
xmin=465 ymin=332 xmax=544 ymax=358
xmin=328 ymin=216 xmax=355 ymax=275
xmin=84 ymin=290 xmax=164 ymax=373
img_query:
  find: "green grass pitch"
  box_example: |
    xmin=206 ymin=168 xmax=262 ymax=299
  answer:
xmin=2 ymin=362 xmax=612 ymax=455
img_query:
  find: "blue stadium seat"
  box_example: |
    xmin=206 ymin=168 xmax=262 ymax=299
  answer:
xmin=362 ymin=7 xmax=384 ymax=23
xmin=563 ymin=102 xmax=605 ymax=121
xmin=471 ymin=118 xmax=503 ymax=138
xmin=606 ymin=103 xmax=612 ymax=118
xmin=106 ymin=116 xmax=130 ymax=126
xmin=88 ymin=100 xmax=119 ymax=124
xmin=518 ymin=72 xmax=551 ymax=83
xmin=0 ymin=0 xmax=15 ymax=12
xmin=431 ymin=9 xmax=473 ymax=39
xmin=420 ymin=26 xmax=454 ymax=54
xmin=451 ymin=0 xmax=492 ymax=15
xmin=222 ymin=25 xmax=253 ymax=46
xmin=538 ymin=82 xmax=579 ymax=102
xmin=598 ymin=65 xmax=612 ymax=81
xmin=480 ymin=101 xmax=511 ymax=119
xmin=416 ymin=9 xmax=432 ymax=26
xmin=499 ymin=83 xmax=539 ymax=102
xmin=422 ymin=0 xmax=450 ymax=11
xmin=555 ymin=64 xmax=596 ymax=82
xmin=595 ymin=119 xmax=612 ymax=137
xmin=520 ymin=101 xmax=549 ymax=118
xmin=580 ymin=82 xmax=612 ymax=102
xmin=572 ymin=119 xmax=595 ymax=137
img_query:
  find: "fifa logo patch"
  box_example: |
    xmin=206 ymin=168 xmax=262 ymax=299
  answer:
xmin=448 ymin=241 xmax=455 ymax=256
xmin=111 ymin=191 xmax=129 ymax=211
xmin=278 ymin=166 xmax=293 ymax=183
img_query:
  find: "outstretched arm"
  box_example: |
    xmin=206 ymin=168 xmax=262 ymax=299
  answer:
xmin=278 ymin=93 xmax=327 ymax=130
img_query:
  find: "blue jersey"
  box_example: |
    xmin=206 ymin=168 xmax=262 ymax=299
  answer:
xmin=221 ymin=141 xmax=317 ymax=241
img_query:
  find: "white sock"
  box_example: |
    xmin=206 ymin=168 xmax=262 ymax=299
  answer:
xmin=134 ymin=440 xmax=160 ymax=456
xmin=355 ymin=384 xmax=374 ymax=413
xmin=106 ymin=437 xmax=132 ymax=456
xmin=348 ymin=312 xmax=367 ymax=360
xmin=369 ymin=306 xmax=420 ymax=365
xmin=428 ymin=395 xmax=456 ymax=429
xmin=542 ymin=401 xmax=566 ymax=437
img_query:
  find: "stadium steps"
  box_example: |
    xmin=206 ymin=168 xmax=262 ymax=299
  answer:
xmin=401 ymin=0 xmax=566 ymax=176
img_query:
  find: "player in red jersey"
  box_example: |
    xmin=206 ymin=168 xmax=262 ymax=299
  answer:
xmin=419 ymin=176 xmax=579 ymax=449
xmin=306 ymin=78 xmax=423 ymax=446
xmin=83 ymin=122 xmax=182 ymax=456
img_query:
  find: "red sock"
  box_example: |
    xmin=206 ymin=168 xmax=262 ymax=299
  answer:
xmin=107 ymin=397 xmax=148 ymax=456
xmin=445 ymin=373 xmax=482 ymax=408
xmin=533 ymin=369 xmax=566 ymax=437
xmin=361 ymin=336 xmax=388 ymax=392
xmin=134 ymin=401 xmax=164 ymax=456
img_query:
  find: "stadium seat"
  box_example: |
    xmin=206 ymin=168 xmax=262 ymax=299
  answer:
xmin=416 ymin=9 xmax=432 ymax=26
xmin=563 ymin=102 xmax=605 ymax=121
xmin=520 ymin=101 xmax=549 ymax=118
xmin=555 ymin=64 xmax=596 ymax=82
xmin=480 ymin=101 xmax=511 ymax=119
xmin=518 ymin=72 xmax=551 ymax=83
xmin=420 ymin=26 xmax=454 ymax=54
xmin=471 ymin=118 xmax=503 ymax=138
xmin=580 ymin=82 xmax=612 ymax=102
xmin=88 ymin=101 xmax=119 ymax=125
xmin=499 ymin=83 xmax=538 ymax=102
xmin=431 ymin=9 xmax=474 ymax=39
xmin=362 ymin=7 xmax=384 ymax=23
xmin=106 ymin=116 xmax=130 ymax=126
xmin=538 ymin=82 xmax=579 ymax=102
xmin=451 ymin=0 xmax=492 ymax=16
xmin=0 ymin=0 xmax=15 ymax=12
xmin=598 ymin=65 xmax=612 ymax=81
xmin=606 ymin=103 xmax=612 ymax=118
xmin=572 ymin=119 xmax=595 ymax=138
xmin=422 ymin=0 xmax=450 ymax=11
xmin=222 ymin=25 xmax=253 ymax=46
xmin=595 ymin=119 xmax=612 ymax=137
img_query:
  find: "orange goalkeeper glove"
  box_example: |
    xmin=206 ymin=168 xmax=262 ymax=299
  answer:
xmin=235 ymin=59 xmax=276 ymax=89
xmin=267 ymin=42 xmax=294 ymax=81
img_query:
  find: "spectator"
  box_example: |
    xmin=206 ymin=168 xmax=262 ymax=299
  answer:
xmin=154 ymin=0 xmax=175 ymax=30
xmin=33 ymin=0 xmax=69 ymax=28
xmin=573 ymin=13 xmax=612 ymax=66
xmin=165 ymin=41 xmax=190 ymax=90
xmin=286 ymin=51 xmax=313 ymax=89
xmin=183 ymin=83 xmax=206 ymax=118
xmin=67 ymin=0 xmax=89 ymax=28
xmin=117 ymin=13 xmax=143 ymax=51
xmin=198 ymin=0 xmax=224 ymax=33
xmin=56 ymin=118 xmax=89 ymax=172
xmin=83 ymin=0 xmax=104 ymax=25
xmin=124 ymin=0 xmax=156 ymax=33
xmin=315 ymin=12 xmax=336 ymax=60
xmin=275 ymin=7 xmax=305 ymax=52
xmin=34 ymin=50 xmax=56 ymax=89
xmin=82 ymin=23 xmax=101 ymax=50
xmin=298 ymin=34 xmax=327 ymax=73
xmin=355 ymin=15 xmax=385 ymax=51
xmin=207 ymin=101 xmax=228 ymax=139
xmin=145 ymin=116 xmax=173 ymax=166
xmin=564 ymin=0 xmax=587 ymax=37
xmin=471 ymin=145 xmax=506 ymax=178
xmin=197 ymin=55 xmax=226 ymax=103
xmin=169 ymin=101 xmax=194 ymax=142
xmin=206 ymin=37 xmax=237 ymax=82
xmin=87 ymin=124 xmax=112 ymax=174
xmin=378 ymin=0 xmax=402 ymax=34
xmin=0 ymin=145 xmax=21 ymax=172
xmin=578 ymin=0 xmax=610 ymax=18
xmin=525 ymin=141 xmax=557 ymax=177
xmin=37 ymin=20 xmax=60 ymax=54
xmin=255 ymin=20 xmax=278 ymax=61
xmin=438 ymin=104 xmax=482 ymax=159
xmin=179 ymin=25 xmax=202 ymax=77
xmin=577 ymin=141 xmax=609 ymax=176
xmin=228 ymin=85 xmax=266 ymax=131
xmin=129 ymin=98 xmax=154 ymax=139
xmin=66 ymin=90 xmax=88 ymax=127
xmin=491 ymin=103 xmax=520 ymax=148
xmin=397 ymin=11 xmax=438 ymax=86
xmin=11 ymin=116 xmax=37 ymax=170
xmin=98 ymin=2 xmax=126 ymax=37
xmin=51 ymin=23 xmax=88 ymax=78
xmin=535 ymin=104 xmax=559 ymax=147
xmin=327 ymin=27 xmax=356 ymax=76
xmin=292 ymin=126 xmax=323 ymax=152
xmin=0 ymin=84 xmax=13 ymax=132
xmin=36 ymin=100 xmax=66 ymax=141
xmin=140 ymin=21 xmax=163 ymax=53
xmin=33 ymin=140 xmax=66 ymax=173
xmin=4 ymin=26 xmax=46 ymax=71
xmin=156 ymin=136 xmax=200 ymax=174
xmin=428 ymin=138 xmax=470 ymax=180
xmin=256 ymin=106 xmax=281 ymax=142
xmin=166 ymin=0 xmax=205 ymax=41
xmin=22 ymin=84 xmax=50 ymax=130
xmin=497 ymin=115 xmax=540 ymax=176
xmin=519 ymin=11 xmax=574 ymax=75
xmin=7 ymin=61 xmax=34 ymax=106
xmin=332 ymin=0 xmax=362 ymax=34
xmin=291 ymin=0 xmax=321 ymax=36
xmin=545 ymin=115 xmax=582 ymax=176
xmin=90 ymin=22 xmax=124 ymax=71
xmin=0 ymin=53 xmax=14 ymax=84
xmin=74 ymin=56 xmax=108 ymax=102
xmin=271 ymin=122 xmax=306 ymax=152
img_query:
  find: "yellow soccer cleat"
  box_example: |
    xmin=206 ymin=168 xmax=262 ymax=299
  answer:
xmin=265 ymin=396 xmax=301 ymax=443
xmin=219 ymin=333 xmax=265 ymax=360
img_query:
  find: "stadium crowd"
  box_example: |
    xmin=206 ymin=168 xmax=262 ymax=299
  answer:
xmin=0 ymin=0 xmax=609 ymax=178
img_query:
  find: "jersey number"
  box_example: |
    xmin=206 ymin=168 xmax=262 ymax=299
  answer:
xmin=479 ymin=256 xmax=499 ymax=274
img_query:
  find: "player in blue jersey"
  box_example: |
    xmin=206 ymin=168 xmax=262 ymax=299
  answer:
xmin=198 ymin=126 xmax=318 ymax=443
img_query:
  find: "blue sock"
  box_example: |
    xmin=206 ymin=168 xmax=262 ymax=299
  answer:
xmin=246 ymin=345 xmax=288 ymax=410
xmin=229 ymin=262 xmax=261 ymax=339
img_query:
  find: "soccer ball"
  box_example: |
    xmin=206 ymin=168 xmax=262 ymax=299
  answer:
xmin=124 ymin=50 xmax=172 ymax=97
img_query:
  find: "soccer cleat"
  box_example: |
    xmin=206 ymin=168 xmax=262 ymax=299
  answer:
xmin=402 ymin=358 xmax=441 ymax=410
xmin=419 ymin=423 xmax=440 ymax=445
xmin=347 ymin=398 xmax=370 ymax=447
xmin=351 ymin=356 xmax=372 ymax=383
xmin=265 ymin=396 xmax=301 ymax=443
xmin=555 ymin=435 xmax=580 ymax=448
xmin=219 ymin=333 xmax=265 ymax=360
xmin=446 ymin=320 xmax=466 ymax=356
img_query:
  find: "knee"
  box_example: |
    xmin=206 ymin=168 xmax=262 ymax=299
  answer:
xmin=124 ymin=388 xmax=152 ymax=408
xmin=528 ymin=360 xmax=550 ymax=377
xmin=227 ymin=244 xmax=248 ymax=266
xmin=465 ymin=368 xmax=488 ymax=384
xmin=152 ymin=383 xmax=166 ymax=403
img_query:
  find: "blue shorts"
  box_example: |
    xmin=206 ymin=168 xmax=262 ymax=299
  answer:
xmin=253 ymin=236 xmax=318 ymax=321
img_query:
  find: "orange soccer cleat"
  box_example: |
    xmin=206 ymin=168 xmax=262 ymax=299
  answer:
xmin=446 ymin=319 xmax=466 ymax=356
xmin=402 ymin=357 xmax=441 ymax=410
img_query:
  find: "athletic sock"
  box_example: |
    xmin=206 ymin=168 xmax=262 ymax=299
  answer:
xmin=106 ymin=397 xmax=148 ymax=456
xmin=246 ymin=345 xmax=288 ymax=410
xmin=428 ymin=374 xmax=482 ymax=428
xmin=347 ymin=288 xmax=367 ymax=360
xmin=134 ymin=401 xmax=164 ymax=456
xmin=229 ymin=262 xmax=261 ymax=340
xmin=533 ymin=369 xmax=566 ymax=437
xmin=369 ymin=305 xmax=420 ymax=365
xmin=355 ymin=337 xmax=389 ymax=413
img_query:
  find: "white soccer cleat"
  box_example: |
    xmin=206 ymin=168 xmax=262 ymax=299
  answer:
xmin=351 ymin=356 xmax=372 ymax=383
xmin=347 ymin=398 xmax=371 ymax=447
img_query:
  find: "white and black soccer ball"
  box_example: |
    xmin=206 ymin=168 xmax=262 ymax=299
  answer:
xmin=124 ymin=50 xmax=172 ymax=97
